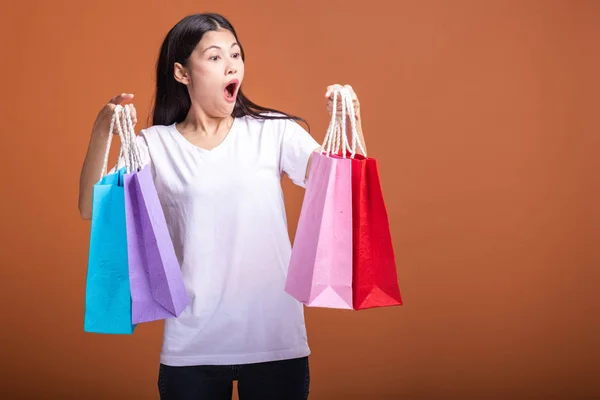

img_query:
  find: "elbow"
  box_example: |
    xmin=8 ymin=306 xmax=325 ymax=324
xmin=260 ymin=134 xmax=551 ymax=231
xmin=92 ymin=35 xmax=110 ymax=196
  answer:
xmin=78 ymin=189 xmax=92 ymax=220
xmin=78 ymin=201 xmax=92 ymax=220
xmin=80 ymin=208 xmax=92 ymax=220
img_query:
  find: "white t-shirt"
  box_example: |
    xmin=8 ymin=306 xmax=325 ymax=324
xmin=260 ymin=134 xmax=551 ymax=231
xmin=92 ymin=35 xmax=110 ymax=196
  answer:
xmin=115 ymin=114 xmax=319 ymax=366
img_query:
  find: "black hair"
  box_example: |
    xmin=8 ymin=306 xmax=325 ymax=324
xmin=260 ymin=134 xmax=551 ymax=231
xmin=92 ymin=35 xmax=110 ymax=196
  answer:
xmin=152 ymin=13 xmax=307 ymax=129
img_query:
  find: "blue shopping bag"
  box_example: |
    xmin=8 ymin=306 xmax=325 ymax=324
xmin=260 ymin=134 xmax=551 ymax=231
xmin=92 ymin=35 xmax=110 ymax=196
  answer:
xmin=83 ymin=105 xmax=138 ymax=334
xmin=84 ymin=167 xmax=136 ymax=334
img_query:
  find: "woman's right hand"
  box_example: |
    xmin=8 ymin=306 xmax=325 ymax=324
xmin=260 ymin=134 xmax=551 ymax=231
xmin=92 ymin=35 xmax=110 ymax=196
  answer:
xmin=79 ymin=93 xmax=138 ymax=219
xmin=91 ymin=93 xmax=137 ymax=138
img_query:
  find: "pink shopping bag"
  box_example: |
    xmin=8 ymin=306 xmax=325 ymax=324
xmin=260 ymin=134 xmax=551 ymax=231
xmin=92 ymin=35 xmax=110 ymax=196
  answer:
xmin=285 ymin=89 xmax=355 ymax=309
xmin=285 ymin=152 xmax=353 ymax=309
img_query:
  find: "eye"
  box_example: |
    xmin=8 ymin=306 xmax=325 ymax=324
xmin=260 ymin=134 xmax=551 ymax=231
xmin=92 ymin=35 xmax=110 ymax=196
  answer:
xmin=209 ymin=55 xmax=220 ymax=61
xmin=232 ymin=52 xmax=241 ymax=59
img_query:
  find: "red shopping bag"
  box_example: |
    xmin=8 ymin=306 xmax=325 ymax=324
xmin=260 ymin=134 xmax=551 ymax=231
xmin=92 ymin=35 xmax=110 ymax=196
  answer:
xmin=350 ymin=154 xmax=403 ymax=310
xmin=331 ymin=86 xmax=402 ymax=310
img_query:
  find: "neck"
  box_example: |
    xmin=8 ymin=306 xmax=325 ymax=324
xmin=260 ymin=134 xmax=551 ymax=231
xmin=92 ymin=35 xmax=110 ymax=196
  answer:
xmin=180 ymin=105 xmax=232 ymax=136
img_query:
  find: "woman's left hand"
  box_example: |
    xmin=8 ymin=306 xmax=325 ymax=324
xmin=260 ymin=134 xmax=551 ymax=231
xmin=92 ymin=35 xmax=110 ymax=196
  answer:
xmin=325 ymin=84 xmax=360 ymax=120
xmin=324 ymin=83 xmax=367 ymax=155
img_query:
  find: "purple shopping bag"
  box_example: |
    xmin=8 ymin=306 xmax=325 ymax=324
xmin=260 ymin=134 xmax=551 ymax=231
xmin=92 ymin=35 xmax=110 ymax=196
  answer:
xmin=284 ymin=151 xmax=353 ymax=309
xmin=124 ymin=164 xmax=190 ymax=324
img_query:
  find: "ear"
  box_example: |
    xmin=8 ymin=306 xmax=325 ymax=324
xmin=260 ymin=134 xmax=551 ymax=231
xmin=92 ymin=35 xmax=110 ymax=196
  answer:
xmin=174 ymin=62 xmax=190 ymax=85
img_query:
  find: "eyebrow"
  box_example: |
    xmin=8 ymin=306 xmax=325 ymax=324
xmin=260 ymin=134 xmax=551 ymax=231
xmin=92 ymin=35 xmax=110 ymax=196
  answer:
xmin=202 ymin=42 xmax=240 ymax=54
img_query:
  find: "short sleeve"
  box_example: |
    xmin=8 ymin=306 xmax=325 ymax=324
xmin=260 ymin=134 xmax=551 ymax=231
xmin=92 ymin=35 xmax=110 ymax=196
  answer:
xmin=108 ymin=131 xmax=151 ymax=174
xmin=280 ymin=119 xmax=320 ymax=188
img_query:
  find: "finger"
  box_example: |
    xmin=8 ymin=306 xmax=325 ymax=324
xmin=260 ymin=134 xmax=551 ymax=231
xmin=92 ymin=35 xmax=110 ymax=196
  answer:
xmin=331 ymin=84 xmax=343 ymax=95
xmin=343 ymin=84 xmax=358 ymax=100
xmin=109 ymin=93 xmax=134 ymax=105
xmin=130 ymin=104 xmax=137 ymax=125
xmin=332 ymin=106 xmax=358 ymax=115
xmin=325 ymin=84 xmax=343 ymax=98
xmin=108 ymin=93 xmax=131 ymax=105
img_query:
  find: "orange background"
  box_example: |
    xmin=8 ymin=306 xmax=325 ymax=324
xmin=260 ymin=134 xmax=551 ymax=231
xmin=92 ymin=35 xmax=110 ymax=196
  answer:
xmin=2 ymin=0 xmax=599 ymax=399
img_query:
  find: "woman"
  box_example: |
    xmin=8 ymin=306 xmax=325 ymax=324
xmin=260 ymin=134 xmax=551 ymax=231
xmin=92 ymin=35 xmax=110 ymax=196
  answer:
xmin=78 ymin=12 xmax=365 ymax=400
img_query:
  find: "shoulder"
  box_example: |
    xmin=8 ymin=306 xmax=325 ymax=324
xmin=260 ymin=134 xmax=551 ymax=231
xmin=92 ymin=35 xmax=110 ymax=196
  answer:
xmin=136 ymin=124 xmax=179 ymax=150
xmin=244 ymin=113 xmax=318 ymax=151
xmin=237 ymin=113 xmax=307 ymax=135
xmin=138 ymin=124 xmax=172 ymax=141
xmin=133 ymin=124 xmax=175 ymax=166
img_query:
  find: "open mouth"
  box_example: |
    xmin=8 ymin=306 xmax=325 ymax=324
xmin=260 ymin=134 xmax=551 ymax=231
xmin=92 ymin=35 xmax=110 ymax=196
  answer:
xmin=224 ymin=79 xmax=239 ymax=101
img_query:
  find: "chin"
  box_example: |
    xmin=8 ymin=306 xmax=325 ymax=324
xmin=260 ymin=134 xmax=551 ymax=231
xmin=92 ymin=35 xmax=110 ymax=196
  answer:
xmin=220 ymin=103 xmax=237 ymax=117
xmin=206 ymin=102 xmax=235 ymax=119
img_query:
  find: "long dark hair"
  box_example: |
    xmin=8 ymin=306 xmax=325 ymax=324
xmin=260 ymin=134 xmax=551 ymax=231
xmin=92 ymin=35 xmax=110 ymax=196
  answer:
xmin=152 ymin=13 xmax=307 ymax=129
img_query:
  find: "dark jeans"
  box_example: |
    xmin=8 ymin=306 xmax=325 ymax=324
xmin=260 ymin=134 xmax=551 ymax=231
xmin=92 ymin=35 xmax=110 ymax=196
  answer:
xmin=158 ymin=356 xmax=310 ymax=400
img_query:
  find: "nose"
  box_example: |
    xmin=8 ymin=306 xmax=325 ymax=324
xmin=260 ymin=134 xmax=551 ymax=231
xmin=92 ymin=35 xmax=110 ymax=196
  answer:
xmin=226 ymin=62 xmax=237 ymax=76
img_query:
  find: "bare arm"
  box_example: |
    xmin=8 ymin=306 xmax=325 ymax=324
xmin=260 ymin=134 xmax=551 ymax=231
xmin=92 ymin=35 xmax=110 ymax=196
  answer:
xmin=78 ymin=130 xmax=111 ymax=219
xmin=78 ymin=93 xmax=136 ymax=220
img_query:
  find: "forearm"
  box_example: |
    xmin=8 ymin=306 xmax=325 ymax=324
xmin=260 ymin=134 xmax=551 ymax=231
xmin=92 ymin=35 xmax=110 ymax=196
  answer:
xmin=78 ymin=131 xmax=111 ymax=219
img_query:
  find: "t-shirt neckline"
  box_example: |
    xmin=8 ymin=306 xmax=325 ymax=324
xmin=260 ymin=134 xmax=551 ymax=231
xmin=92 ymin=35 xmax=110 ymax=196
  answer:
xmin=169 ymin=117 xmax=238 ymax=154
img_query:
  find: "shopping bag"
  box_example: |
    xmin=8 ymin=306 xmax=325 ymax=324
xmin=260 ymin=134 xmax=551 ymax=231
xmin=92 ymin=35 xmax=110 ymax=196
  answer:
xmin=84 ymin=108 xmax=136 ymax=334
xmin=350 ymin=154 xmax=403 ymax=309
xmin=119 ymin=105 xmax=190 ymax=324
xmin=340 ymin=90 xmax=403 ymax=310
xmin=285 ymin=91 xmax=354 ymax=309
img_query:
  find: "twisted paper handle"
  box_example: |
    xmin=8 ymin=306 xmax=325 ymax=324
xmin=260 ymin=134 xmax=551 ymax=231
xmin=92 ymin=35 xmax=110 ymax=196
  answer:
xmin=322 ymin=89 xmax=349 ymax=157
xmin=320 ymin=86 xmax=367 ymax=158
xmin=100 ymin=105 xmax=130 ymax=180
xmin=119 ymin=104 xmax=143 ymax=171
xmin=99 ymin=104 xmax=141 ymax=180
